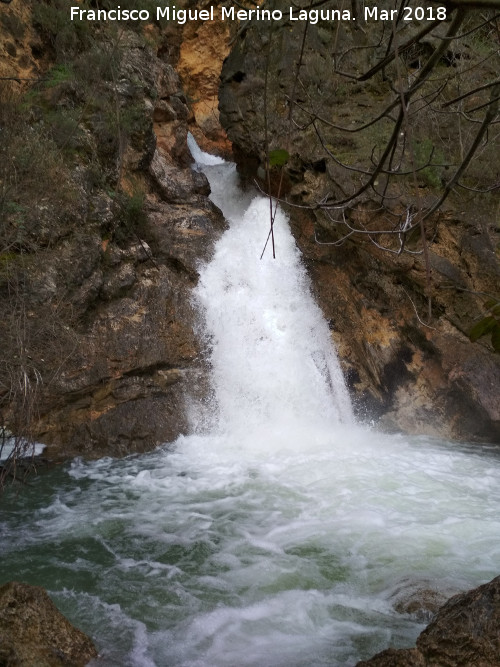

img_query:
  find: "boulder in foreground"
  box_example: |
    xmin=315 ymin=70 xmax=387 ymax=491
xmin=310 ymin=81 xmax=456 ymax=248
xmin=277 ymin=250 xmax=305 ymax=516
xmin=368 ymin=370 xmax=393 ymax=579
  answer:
xmin=0 ymin=581 xmax=97 ymax=666
xmin=357 ymin=575 xmax=500 ymax=666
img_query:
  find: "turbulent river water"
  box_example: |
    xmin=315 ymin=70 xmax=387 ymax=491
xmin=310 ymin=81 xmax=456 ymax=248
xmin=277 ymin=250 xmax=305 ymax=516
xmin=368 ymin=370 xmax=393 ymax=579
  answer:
xmin=2 ymin=141 xmax=500 ymax=666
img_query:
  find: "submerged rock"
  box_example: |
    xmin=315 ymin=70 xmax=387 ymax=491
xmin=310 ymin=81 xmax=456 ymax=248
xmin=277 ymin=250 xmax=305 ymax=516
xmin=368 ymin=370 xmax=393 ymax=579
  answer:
xmin=357 ymin=575 xmax=500 ymax=666
xmin=0 ymin=581 xmax=97 ymax=666
xmin=389 ymin=578 xmax=455 ymax=623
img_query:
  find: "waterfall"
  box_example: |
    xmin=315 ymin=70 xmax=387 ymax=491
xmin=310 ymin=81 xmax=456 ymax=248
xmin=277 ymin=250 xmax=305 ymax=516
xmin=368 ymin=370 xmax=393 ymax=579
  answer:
xmin=188 ymin=134 xmax=353 ymax=449
xmin=3 ymin=138 xmax=500 ymax=667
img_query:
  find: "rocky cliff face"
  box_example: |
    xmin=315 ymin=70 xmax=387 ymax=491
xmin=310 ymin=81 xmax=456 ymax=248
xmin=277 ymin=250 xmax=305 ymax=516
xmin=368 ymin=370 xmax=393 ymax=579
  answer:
xmin=177 ymin=16 xmax=232 ymax=156
xmin=219 ymin=1 xmax=500 ymax=443
xmin=32 ymin=35 xmax=226 ymax=459
xmin=0 ymin=3 xmax=226 ymax=458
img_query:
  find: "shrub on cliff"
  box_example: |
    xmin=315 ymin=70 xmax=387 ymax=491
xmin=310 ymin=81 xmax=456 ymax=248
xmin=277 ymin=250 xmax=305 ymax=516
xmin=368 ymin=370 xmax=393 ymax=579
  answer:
xmin=0 ymin=1 xmax=157 ymax=487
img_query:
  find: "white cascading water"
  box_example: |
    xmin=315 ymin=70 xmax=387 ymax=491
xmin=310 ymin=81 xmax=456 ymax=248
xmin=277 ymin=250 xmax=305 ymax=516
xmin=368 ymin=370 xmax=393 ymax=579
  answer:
xmin=2 ymin=138 xmax=500 ymax=667
xmin=187 ymin=133 xmax=353 ymax=451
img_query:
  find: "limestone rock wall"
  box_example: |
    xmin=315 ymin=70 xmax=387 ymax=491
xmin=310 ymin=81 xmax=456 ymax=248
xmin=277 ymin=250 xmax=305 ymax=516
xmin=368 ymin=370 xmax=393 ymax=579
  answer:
xmin=0 ymin=4 xmax=226 ymax=458
xmin=177 ymin=17 xmax=232 ymax=156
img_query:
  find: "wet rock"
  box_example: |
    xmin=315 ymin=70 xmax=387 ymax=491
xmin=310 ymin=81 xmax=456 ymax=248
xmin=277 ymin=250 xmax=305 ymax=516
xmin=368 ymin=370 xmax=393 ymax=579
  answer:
xmin=417 ymin=575 xmax=500 ymax=666
xmin=389 ymin=579 xmax=456 ymax=623
xmin=67 ymin=379 xmax=190 ymax=458
xmin=149 ymin=148 xmax=210 ymax=202
xmin=0 ymin=581 xmax=97 ymax=667
xmin=357 ymin=576 xmax=500 ymax=666
xmin=147 ymin=198 xmax=226 ymax=277
xmin=31 ymin=153 xmax=226 ymax=459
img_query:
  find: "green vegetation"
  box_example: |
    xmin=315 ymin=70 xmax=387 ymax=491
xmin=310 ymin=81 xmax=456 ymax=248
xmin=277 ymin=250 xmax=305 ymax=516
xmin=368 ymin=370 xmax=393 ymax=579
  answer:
xmin=411 ymin=139 xmax=446 ymax=190
xmin=32 ymin=0 xmax=93 ymax=60
xmin=113 ymin=188 xmax=149 ymax=245
xmin=268 ymin=148 xmax=289 ymax=168
xmin=470 ymin=300 xmax=500 ymax=353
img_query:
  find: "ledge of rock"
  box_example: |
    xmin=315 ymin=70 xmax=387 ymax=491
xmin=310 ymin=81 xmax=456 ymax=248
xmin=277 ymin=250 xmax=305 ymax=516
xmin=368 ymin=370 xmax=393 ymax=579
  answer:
xmin=0 ymin=581 xmax=97 ymax=667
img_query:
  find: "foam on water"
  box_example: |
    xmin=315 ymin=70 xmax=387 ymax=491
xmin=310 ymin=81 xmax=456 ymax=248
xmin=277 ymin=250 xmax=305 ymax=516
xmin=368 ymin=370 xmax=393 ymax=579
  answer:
xmin=0 ymin=437 xmax=45 ymax=461
xmin=3 ymin=431 xmax=500 ymax=665
xmin=1 ymin=140 xmax=500 ymax=666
